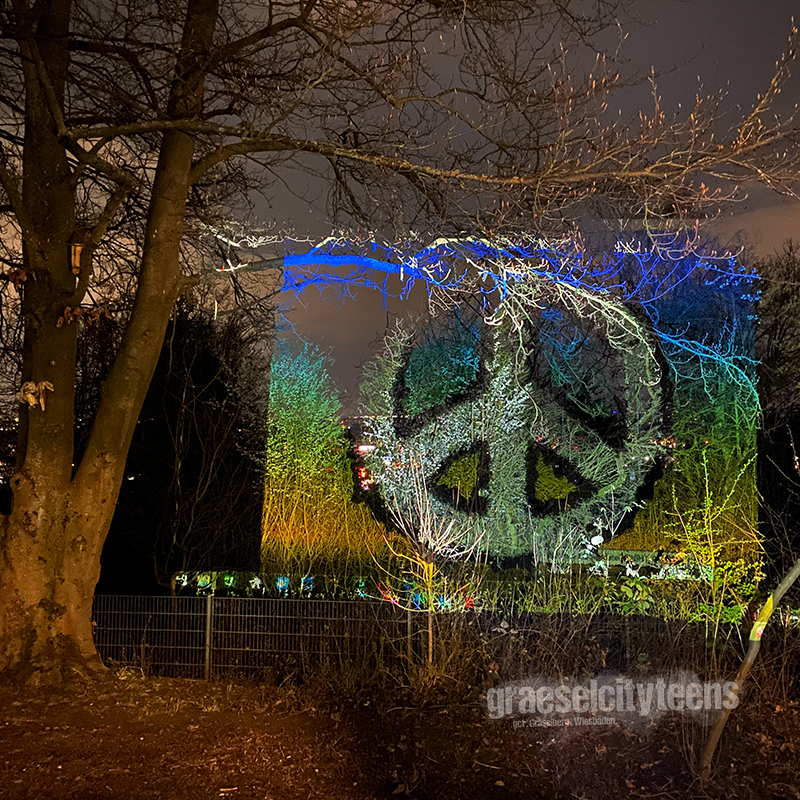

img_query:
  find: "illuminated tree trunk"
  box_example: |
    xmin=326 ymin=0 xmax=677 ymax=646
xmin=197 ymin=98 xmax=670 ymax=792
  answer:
xmin=0 ymin=0 xmax=218 ymax=683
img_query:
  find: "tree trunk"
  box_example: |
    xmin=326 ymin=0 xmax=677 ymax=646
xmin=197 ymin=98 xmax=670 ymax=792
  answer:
xmin=0 ymin=497 xmax=109 ymax=683
xmin=0 ymin=0 xmax=220 ymax=683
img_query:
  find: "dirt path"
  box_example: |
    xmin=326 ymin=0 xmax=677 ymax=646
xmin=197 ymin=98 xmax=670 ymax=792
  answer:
xmin=0 ymin=673 xmax=797 ymax=799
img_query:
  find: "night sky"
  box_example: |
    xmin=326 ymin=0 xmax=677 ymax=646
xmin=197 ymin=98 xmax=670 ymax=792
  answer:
xmin=271 ymin=0 xmax=800 ymax=411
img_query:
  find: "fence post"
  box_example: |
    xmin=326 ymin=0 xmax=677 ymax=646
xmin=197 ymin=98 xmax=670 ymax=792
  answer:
xmin=407 ymin=607 xmax=412 ymax=666
xmin=204 ymin=594 xmax=213 ymax=680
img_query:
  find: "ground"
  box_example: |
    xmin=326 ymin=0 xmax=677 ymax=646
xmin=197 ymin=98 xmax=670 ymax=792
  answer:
xmin=0 ymin=671 xmax=798 ymax=800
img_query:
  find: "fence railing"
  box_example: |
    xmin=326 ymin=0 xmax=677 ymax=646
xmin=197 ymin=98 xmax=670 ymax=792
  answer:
xmin=93 ymin=595 xmax=800 ymax=687
xmin=92 ymin=595 xmax=420 ymax=678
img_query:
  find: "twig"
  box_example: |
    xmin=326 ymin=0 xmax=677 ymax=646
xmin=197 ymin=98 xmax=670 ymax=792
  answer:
xmin=699 ymin=556 xmax=800 ymax=783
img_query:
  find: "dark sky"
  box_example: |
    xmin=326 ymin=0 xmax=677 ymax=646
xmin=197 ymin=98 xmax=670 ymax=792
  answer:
xmin=278 ymin=1 xmax=800 ymax=410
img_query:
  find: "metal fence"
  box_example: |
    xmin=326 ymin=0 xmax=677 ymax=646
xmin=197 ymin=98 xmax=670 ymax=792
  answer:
xmin=92 ymin=595 xmax=417 ymax=678
xmin=92 ymin=595 xmax=800 ymax=690
xmin=91 ymin=595 xmax=690 ymax=680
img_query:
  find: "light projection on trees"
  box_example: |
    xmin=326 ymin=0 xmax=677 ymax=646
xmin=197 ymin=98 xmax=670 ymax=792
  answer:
xmin=360 ymin=282 xmax=666 ymax=560
xmin=220 ymin=231 xmax=759 ymax=563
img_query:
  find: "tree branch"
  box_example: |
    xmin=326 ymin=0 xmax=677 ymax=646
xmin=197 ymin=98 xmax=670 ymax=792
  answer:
xmin=69 ymin=180 xmax=135 ymax=305
xmin=215 ymin=15 xmax=306 ymax=60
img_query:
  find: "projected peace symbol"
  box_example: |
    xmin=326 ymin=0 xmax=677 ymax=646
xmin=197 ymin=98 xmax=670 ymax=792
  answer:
xmin=368 ymin=276 xmax=667 ymax=558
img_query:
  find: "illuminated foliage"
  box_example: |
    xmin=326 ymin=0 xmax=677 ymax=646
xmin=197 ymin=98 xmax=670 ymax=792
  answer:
xmin=264 ymin=342 xmax=345 ymax=490
xmin=403 ymin=320 xmax=482 ymax=416
xmin=222 ymin=232 xmax=760 ymax=599
xmin=361 ymin=283 xmax=664 ymax=559
xmin=436 ymin=452 xmax=481 ymax=504
xmin=261 ymin=342 xmax=391 ymax=573
xmin=354 ymin=235 xmax=760 ymax=567
xmin=533 ymin=454 xmax=576 ymax=503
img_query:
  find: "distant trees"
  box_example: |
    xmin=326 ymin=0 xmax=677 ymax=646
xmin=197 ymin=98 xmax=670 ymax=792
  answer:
xmin=108 ymin=302 xmax=267 ymax=593
xmin=756 ymin=241 xmax=800 ymax=429
xmin=756 ymin=241 xmax=800 ymax=577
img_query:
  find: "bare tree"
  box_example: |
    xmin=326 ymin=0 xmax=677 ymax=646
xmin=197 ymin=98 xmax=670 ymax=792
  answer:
xmin=110 ymin=303 xmax=266 ymax=594
xmin=756 ymin=241 xmax=800 ymax=428
xmin=755 ymin=241 xmax=800 ymax=579
xmin=1 ymin=0 xmax=800 ymax=682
